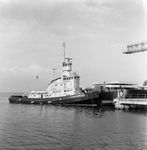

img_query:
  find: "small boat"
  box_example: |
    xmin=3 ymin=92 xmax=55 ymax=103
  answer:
xmin=9 ymin=44 xmax=101 ymax=106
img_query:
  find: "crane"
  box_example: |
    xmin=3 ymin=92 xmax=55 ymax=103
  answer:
xmin=123 ymin=40 xmax=147 ymax=86
xmin=123 ymin=40 xmax=147 ymax=54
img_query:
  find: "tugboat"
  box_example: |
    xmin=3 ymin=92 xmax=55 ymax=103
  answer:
xmin=9 ymin=43 xmax=101 ymax=106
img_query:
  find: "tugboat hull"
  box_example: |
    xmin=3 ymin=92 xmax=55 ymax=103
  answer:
xmin=9 ymin=91 xmax=101 ymax=106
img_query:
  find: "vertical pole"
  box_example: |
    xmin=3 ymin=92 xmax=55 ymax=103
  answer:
xmin=36 ymin=74 xmax=38 ymax=90
xmin=103 ymin=81 xmax=105 ymax=90
xmin=63 ymin=43 xmax=65 ymax=62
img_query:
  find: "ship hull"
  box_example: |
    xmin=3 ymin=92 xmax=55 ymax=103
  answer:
xmin=100 ymin=89 xmax=147 ymax=104
xmin=123 ymin=89 xmax=147 ymax=98
xmin=9 ymin=91 xmax=101 ymax=106
xmin=99 ymin=91 xmax=118 ymax=105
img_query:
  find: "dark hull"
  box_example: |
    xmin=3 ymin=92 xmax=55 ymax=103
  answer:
xmin=99 ymin=89 xmax=147 ymax=104
xmin=9 ymin=91 xmax=101 ymax=106
xmin=99 ymin=91 xmax=118 ymax=104
xmin=123 ymin=89 xmax=147 ymax=99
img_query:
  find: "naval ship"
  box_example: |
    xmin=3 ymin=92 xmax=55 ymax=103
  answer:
xmin=9 ymin=44 xmax=101 ymax=106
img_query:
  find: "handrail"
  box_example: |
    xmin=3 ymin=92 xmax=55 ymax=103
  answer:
xmin=122 ymin=94 xmax=147 ymax=101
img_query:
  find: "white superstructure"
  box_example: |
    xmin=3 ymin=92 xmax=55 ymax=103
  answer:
xmin=46 ymin=57 xmax=82 ymax=97
xmin=28 ymin=47 xmax=83 ymax=99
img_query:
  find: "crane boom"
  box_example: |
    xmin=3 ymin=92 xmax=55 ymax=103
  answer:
xmin=123 ymin=40 xmax=147 ymax=54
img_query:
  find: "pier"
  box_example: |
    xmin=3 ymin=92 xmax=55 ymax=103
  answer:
xmin=113 ymin=93 xmax=147 ymax=109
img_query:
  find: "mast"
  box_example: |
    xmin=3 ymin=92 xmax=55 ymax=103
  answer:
xmin=63 ymin=43 xmax=65 ymax=62
xmin=62 ymin=43 xmax=73 ymax=76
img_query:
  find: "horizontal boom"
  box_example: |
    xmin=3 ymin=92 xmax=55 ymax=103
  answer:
xmin=123 ymin=40 xmax=147 ymax=54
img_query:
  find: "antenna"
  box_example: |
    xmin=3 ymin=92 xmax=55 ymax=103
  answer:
xmin=63 ymin=43 xmax=65 ymax=62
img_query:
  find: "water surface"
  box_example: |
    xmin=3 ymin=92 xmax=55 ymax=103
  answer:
xmin=0 ymin=93 xmax=147 ymax=150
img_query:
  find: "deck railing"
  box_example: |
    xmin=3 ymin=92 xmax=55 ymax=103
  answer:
xmin=123 ymin=94 xmax=147 ymax=101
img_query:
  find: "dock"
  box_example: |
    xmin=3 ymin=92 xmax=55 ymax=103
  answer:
xmin=113 ymin=94 xmax=147 ymax=109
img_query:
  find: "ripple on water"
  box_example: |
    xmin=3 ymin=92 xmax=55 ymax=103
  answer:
xmin=0 ymin=96 xmax=147 ymax=150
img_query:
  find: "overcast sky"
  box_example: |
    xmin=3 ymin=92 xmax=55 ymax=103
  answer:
xmin=0 ymin=0 xmax=147 ymax=92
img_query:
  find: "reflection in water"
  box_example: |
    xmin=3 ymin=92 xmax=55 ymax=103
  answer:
xmin=0 ymin=95 xmax=147 ymax=150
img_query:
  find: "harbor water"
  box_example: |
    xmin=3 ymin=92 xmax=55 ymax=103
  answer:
xmin=0 ymin=93 xmax=147 ymax=150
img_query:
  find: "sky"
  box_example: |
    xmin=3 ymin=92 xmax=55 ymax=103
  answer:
xmin=0 ymin=0 xmax=147 ymax=92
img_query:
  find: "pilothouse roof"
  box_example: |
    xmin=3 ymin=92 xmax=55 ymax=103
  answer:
xmin=93 ymin=81 xmax=137 ymax=86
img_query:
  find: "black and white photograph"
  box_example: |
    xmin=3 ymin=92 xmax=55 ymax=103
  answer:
xmin=0 ymin=0 xmax=147 ymax=149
